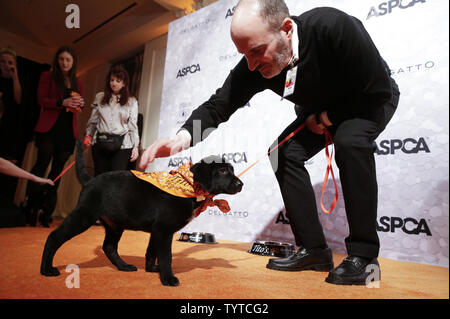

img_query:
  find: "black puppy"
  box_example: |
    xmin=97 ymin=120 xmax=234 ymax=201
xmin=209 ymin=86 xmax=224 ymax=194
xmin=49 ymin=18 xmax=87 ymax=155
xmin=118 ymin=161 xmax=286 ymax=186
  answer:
xmin=40 ymin=140 xmax=243 ymax=286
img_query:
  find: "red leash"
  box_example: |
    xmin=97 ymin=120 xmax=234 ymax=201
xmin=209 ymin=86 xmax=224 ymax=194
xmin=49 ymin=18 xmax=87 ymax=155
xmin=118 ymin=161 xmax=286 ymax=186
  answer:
xmin=52 ymin=161 xmax=76 ymax=183
xmin=237 ymin=123 xmax=338 ymax=214
xmin=52 ymin=148 xmax=88 ymax=183
xmin=236 ymin=123 xmax=307 ymax=178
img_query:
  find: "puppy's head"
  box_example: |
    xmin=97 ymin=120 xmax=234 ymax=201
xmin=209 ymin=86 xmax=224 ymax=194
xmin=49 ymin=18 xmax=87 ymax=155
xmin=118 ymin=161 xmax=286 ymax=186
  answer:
xmin=190 ymin=155 xmax=243 ymax=195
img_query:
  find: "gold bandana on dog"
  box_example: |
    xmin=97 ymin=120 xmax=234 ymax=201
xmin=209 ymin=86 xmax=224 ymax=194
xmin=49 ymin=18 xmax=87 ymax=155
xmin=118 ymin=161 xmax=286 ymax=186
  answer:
xmin=131 ymin=162 xmax=230 ymax=217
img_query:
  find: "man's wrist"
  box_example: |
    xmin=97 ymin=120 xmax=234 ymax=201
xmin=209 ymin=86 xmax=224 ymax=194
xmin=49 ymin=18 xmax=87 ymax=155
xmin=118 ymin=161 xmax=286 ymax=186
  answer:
xmin=176 ymin=129 xmax=192 ymax=150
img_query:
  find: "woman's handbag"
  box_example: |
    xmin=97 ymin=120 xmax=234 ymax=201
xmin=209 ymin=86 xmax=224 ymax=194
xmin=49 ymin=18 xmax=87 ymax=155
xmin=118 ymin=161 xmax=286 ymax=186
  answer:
xmin=95 ymin=133 xmax=125 ymax=153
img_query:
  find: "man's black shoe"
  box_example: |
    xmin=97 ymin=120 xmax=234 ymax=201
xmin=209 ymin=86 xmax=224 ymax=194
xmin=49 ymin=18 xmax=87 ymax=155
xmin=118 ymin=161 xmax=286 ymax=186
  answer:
xmin=266 ymin=246 xmax=334 ymax=272
xmin=325 ymin=255 xmax=380 ymax=285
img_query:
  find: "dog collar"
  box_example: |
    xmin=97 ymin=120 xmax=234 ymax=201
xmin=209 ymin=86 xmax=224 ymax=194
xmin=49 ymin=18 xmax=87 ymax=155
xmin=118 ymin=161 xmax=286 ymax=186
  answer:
xmin=131 ymin=162 xmax=230 ymax=217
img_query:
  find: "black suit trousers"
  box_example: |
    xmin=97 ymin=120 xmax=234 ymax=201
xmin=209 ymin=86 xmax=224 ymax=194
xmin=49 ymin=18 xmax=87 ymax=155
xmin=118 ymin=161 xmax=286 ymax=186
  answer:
xmin=270 ymin=79 xmax=400 ymax=258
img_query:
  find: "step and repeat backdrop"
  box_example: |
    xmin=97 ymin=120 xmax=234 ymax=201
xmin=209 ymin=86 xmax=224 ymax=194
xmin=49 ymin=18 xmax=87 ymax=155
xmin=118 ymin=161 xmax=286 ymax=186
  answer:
xmin=151 ymin=0 xmax=449 ymax=267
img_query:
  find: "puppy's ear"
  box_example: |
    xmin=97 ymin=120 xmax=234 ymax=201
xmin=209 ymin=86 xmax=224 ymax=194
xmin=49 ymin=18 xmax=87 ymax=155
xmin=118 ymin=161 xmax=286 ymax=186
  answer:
xmin=190 ymin=163 xmax=201 ymax=176
xmin=190 ymin=163 xmax=211 ymax=191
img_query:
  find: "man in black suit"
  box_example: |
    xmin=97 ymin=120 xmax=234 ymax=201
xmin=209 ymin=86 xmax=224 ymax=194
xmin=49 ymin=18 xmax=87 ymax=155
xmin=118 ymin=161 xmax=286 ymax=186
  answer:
xmin=140 ymin=0 xmax=400 ymax=285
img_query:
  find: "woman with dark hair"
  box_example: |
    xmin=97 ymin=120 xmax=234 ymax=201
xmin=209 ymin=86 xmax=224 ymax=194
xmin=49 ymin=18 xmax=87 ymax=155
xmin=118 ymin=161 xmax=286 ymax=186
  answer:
xmin=84 ymin=64 xmax=139 ymax=176
xmin=26 ymin=45 xmax=84 ymax=227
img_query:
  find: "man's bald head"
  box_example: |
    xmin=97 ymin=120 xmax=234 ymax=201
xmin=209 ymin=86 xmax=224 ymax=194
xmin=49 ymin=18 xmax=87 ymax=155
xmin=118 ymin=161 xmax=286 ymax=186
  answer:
xmin=230 ymin=0 xmax=293 ymax=79
xmin=232 ymin=0 xmax=290 ymax=33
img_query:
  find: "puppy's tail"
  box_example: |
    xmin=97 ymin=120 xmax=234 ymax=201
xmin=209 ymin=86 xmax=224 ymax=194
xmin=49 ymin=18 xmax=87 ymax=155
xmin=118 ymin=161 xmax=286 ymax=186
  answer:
xmin=75 ymin=139 xmax=93 ymax=187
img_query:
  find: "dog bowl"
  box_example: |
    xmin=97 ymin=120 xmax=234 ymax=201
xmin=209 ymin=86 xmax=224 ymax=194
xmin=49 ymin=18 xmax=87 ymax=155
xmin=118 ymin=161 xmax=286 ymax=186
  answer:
xmin=178 ymin=232 xmax=217 ymax=244
xmin=248 ymin=240 xmax=295 ymax=257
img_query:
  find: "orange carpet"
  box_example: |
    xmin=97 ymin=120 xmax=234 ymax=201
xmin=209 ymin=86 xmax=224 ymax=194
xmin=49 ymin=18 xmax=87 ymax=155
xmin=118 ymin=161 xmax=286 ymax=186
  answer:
xmin=0 ymin=222 xmax=448 ymax=299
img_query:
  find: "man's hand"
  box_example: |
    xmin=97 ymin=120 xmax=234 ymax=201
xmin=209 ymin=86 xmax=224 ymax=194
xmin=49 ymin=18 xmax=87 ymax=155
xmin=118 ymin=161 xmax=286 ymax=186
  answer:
xmin=306 ymin=111 xmax=333 ymax=135
xmin=139 ymin=131 xmax=191 ymax=169
xmin=306 ymin=113 xmax=326 ymax=135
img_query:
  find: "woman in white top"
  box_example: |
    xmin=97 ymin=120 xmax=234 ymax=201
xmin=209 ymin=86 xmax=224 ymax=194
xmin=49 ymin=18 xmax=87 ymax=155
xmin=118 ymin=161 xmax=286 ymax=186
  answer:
xmin=84 ymin=65 xmax=139 ymax=176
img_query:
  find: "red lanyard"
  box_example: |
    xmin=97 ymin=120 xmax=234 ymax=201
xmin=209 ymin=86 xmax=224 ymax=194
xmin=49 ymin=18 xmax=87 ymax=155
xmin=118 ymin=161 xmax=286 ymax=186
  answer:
xmin=320 ymin=129 xmax=338 ymax=214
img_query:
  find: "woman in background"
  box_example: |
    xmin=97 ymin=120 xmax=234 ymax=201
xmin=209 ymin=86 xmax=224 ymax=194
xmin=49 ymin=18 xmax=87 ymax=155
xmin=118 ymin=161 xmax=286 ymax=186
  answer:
xmin=0 ymin=47 xmax=22 ymax=161
xmin=0 ymin=48 xmax=23 ymax=205
xmin=26 ymin=46 xmax=84 ymax=227
xmin=84 ymin=64 xmax=139 ymax=176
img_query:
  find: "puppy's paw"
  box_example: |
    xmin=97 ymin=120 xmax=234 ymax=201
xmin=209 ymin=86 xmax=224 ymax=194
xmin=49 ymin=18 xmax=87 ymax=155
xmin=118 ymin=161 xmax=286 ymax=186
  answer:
xmin=160 ymin=274 xmax=180 ymax=286
xmin=145 ymin=264 xmax=160 ymax=273
xmin=41 ymin=267 xmax=60 ymax=276
xmin=117 ymin=264 xmax=138 ymax=272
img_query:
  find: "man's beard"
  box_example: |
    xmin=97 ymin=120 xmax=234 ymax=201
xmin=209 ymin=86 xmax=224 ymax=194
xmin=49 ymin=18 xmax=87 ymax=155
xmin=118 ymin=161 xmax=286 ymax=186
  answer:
xmin=274 ymin=36 xmax=291 ymax=68
xmin=261 ymin=36 xmax=291 ymax=79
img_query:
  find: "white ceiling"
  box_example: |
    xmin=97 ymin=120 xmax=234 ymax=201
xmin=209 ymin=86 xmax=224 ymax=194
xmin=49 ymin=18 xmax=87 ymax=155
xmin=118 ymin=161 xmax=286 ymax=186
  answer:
xmin=0 ymin=0 xmax=204 ymax=74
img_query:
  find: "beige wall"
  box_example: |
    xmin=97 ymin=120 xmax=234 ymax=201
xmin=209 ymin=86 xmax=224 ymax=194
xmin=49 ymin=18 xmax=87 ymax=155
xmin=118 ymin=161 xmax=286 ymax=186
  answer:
xmin=137 ymin=34 xmax=167 ymax=172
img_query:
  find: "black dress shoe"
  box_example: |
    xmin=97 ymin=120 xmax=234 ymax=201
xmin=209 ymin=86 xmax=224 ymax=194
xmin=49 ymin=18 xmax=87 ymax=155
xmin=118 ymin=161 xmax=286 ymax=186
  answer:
xmin=325 ymin=255 xmax=380 ymax=285
xmin=266 ymin=246 xmax=334 ymax=272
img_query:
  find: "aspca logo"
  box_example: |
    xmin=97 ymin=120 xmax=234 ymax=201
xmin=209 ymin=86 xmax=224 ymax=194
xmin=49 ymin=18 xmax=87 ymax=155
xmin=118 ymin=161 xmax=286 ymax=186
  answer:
xmin=374 ymin=137 xmax=430 ymax=155
xmin=225 ymin=6 xmax=236 ymax=19
xmin=367 ymin=0 xmax=426 ymax=20
xmin=176 ymin=64 xmax=201 ymax=78
xmin=275 ymin=211 xmax=290 ymax=224
xmin=377 ymin=216 xmax=432 ymax=236
xmin=218 ymin=152 xmax=248 ymax=164
xmin=168 ymin=156 xmax=193 ymax=167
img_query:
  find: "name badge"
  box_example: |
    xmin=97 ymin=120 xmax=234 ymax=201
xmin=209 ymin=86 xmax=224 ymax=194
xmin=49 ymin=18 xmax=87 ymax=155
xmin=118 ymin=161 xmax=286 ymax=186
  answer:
xmin=283 ymin=66 xmax=297 ymax=98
